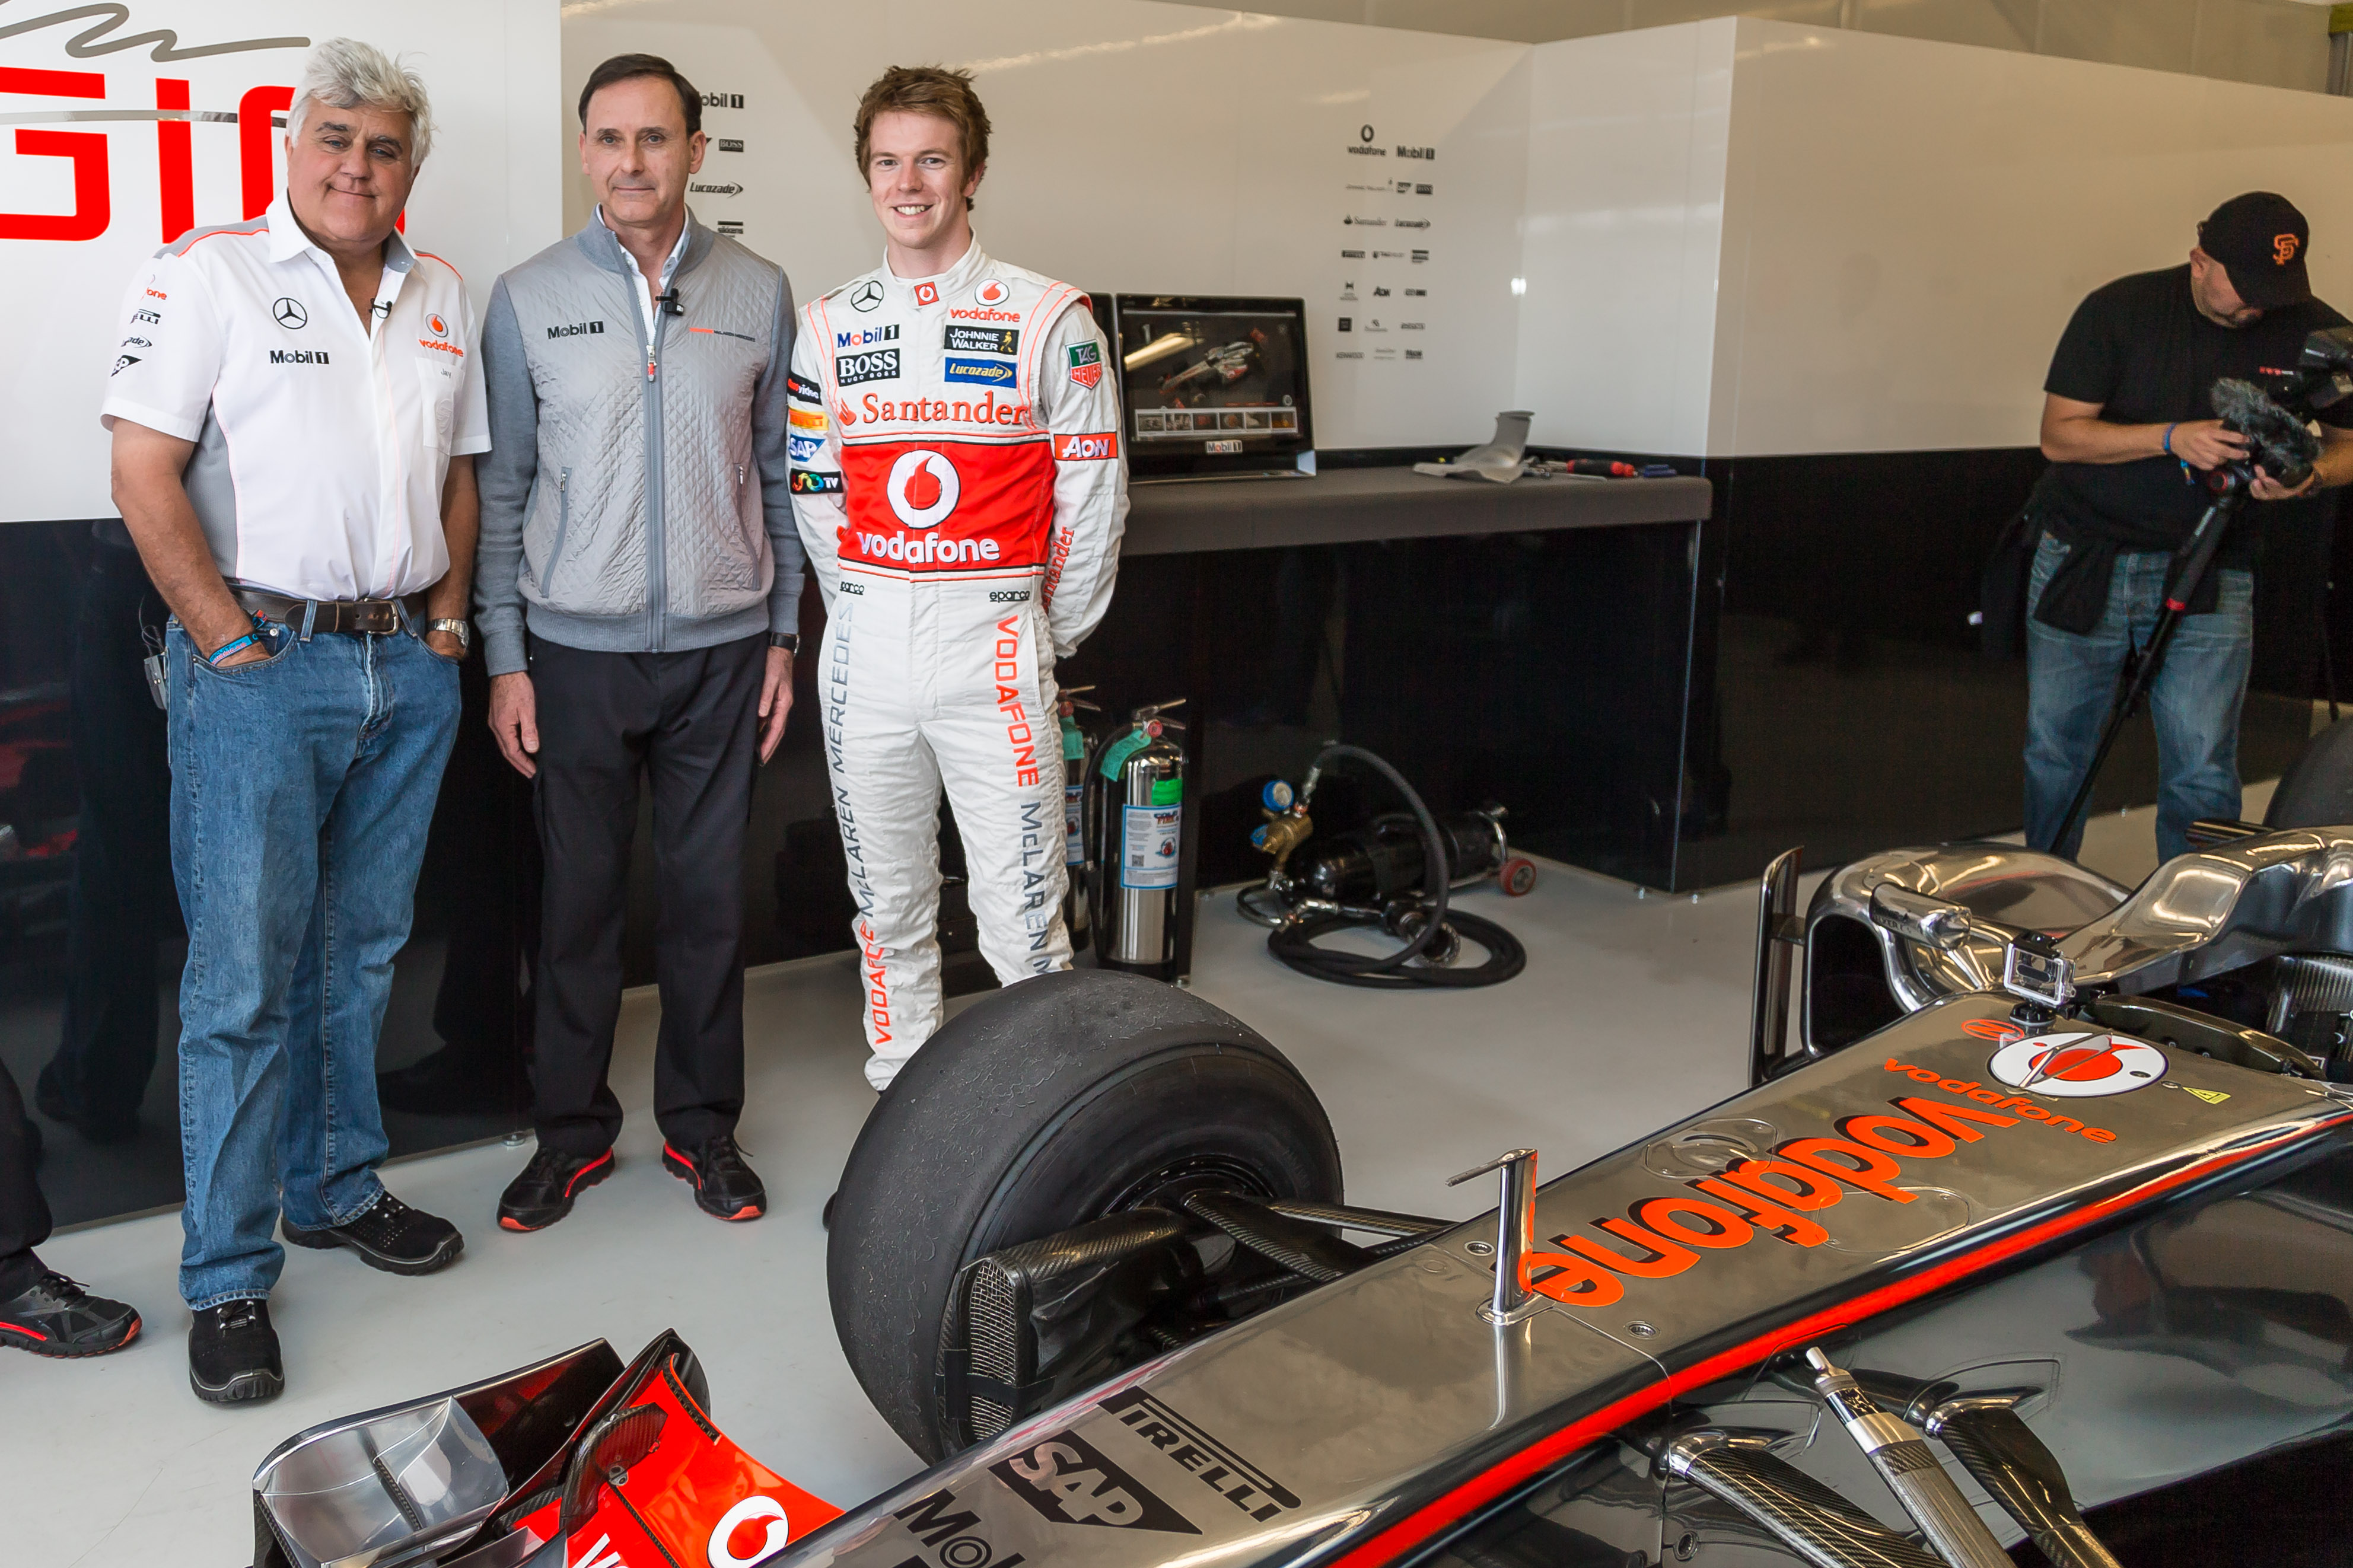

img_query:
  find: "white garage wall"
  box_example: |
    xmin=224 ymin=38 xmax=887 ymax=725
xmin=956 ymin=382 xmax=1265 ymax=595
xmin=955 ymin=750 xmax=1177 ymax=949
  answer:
xmin=0 ymin=0 xmax=562 ymax=523
xmin=561 ymin=0 xmax=1531 ymax=451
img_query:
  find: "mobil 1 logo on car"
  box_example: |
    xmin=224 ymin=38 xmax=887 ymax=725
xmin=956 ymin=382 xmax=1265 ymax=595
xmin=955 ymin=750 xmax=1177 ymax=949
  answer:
xmin=989 ymin=1430 xmax=1199 ymax=1534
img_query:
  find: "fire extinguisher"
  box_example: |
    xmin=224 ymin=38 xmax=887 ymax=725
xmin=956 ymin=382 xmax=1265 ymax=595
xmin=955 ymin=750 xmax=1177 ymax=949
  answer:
xmin=1057 ymin=686 xmax=1100 ymax=952
xmin=1088 ymin=699 xmax=1187 ymax=978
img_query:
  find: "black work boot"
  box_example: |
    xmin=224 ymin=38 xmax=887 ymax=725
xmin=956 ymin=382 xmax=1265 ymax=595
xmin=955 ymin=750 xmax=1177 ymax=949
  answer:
xmin=188 ymin=1298 xmax=282 ymax=1404
xmin=662 ymin=1134 xmax=766 ymax=1222
xmin=0 ymin=1271 xmax=141 ymax=1357
xmin=282 ymin=1190 xmax=463 ymax=1276
xmin=497 ymin=1146 xmax=615 ymax=1232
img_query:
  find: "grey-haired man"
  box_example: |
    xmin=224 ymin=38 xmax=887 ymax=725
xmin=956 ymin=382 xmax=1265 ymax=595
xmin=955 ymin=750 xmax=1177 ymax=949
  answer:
xmin=102 ymin=39 xmax=481 ymax=1404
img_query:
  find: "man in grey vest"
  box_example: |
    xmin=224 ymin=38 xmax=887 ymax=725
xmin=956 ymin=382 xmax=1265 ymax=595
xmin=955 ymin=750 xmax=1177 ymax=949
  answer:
xmin=476 ymin=54 xmax=801 ymax=1229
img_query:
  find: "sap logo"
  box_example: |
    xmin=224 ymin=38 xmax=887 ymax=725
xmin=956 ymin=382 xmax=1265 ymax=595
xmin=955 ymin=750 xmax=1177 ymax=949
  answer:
xmin=268 ymin=349 xmax=329 ymax=365
xmin=836 ymin=324 xmax=899 ymax=348
xmin=788 ymin=469 xmax=843 ymax=494
xmin=988 ymin=589 xmax=1031 ymax=603
xmin=548 ymin=320 xmax=604 ymax=339
xmin=788 ymin=432 xmax=824 ymax=463
xmin=944 ymin=324 xmax=1017 ymax=355
xmin=989 ymin=1432 xmax=1198 ymax=1534
xmin=1052 ymin=432 xmax=1118 ymax=461
xmin=943 ymin=356 xmax=1015 ymax=386
xmin=836 ymin=348 xmax=900 ymax=386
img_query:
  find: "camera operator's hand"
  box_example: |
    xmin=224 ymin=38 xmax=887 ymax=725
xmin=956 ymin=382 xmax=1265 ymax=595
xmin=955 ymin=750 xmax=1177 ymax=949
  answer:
xmin=2166 ymin=419 xmax=2250 ymax=471
xmin=2250 ymin=464 xmax=2319 ymax=502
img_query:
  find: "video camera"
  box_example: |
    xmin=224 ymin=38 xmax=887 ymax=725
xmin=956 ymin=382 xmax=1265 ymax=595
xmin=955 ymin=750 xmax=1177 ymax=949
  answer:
xmin=2209 ymin=324 xmax=2353 ymax=490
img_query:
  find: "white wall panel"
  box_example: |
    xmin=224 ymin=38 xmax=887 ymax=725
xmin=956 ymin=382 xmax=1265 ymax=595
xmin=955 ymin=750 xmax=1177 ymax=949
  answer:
xmin=0 ymin=0 xmax=562 ymax=523
xmin=560 ymin=1 xmax=1530 ymax=450
xmin=1514 ymin=19 xmax=1734 ymax=455
xmin=1709 ymin=16 xmax=2353 ymax=456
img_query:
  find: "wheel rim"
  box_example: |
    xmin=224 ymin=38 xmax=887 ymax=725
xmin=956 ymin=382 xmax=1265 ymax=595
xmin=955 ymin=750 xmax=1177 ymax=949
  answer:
xmin=1103 ymin=1151 xmax=1280 ymax=1217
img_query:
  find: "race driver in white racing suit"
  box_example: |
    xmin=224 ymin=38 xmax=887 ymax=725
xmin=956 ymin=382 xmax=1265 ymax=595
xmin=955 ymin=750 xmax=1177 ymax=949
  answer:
xmin=789 ymin=66 xmax=1128 ymax=1091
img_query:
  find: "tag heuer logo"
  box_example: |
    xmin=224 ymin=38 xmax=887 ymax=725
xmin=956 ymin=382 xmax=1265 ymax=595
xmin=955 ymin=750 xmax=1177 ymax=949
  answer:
xmin=850 ymin=281 xmax=884 ymax=313
xmin=1066 ymin=340 xmax=1103 ymax=389
xmin=273 ymin=297 xmax=307 ymax=329
xmin=989 ymin=1432 xmax=1198 ymax=1534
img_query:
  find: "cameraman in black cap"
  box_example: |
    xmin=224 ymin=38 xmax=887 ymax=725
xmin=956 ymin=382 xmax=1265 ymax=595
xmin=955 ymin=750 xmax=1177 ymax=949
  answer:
xmin=2025 ymin=192 xmax=2353 ymax=863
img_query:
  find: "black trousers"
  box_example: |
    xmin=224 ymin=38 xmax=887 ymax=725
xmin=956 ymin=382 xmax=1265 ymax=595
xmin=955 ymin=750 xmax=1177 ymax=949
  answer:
xmin=0 ymin=1060 xmax=52 ymax=1299
xmin=530 ymin=633 xmax=763 ymax=1156
xmin=41 ymin=538 xmax=171 ymax=1124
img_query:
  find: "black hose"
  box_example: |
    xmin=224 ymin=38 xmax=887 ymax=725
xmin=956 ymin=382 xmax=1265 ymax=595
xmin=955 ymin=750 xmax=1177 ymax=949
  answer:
xmin=1263 ymin=743 xmax=1526 ymax=989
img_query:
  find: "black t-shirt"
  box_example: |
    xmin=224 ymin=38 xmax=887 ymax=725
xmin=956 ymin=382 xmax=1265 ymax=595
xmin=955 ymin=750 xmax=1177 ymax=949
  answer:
xmin=2034 ymin=264 xmax=2349 ymax=551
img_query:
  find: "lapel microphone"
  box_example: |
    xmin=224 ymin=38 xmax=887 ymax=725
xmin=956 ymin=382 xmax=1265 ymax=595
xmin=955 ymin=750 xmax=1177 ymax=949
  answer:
xmin=657 ymin=287 xmax=683 ymax=316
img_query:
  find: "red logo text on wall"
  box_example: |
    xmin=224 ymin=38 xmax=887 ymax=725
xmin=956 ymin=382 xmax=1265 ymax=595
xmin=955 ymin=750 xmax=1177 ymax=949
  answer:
xmin=2 ymin=11 xmax=310 ymax=244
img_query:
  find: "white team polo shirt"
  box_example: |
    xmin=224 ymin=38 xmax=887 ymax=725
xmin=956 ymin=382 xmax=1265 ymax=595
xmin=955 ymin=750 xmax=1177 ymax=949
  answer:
xmin=99 ymin=197 xmax=491 ymax=602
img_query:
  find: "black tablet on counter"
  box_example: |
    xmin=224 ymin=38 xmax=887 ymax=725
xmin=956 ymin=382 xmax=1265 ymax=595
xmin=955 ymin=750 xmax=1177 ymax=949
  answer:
xmin=1088 ymin=294 xmax=1313 ymax=482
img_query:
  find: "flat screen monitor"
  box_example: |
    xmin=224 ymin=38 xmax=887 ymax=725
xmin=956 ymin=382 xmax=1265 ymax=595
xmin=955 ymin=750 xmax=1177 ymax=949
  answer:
xmin=1098 ymin=295 xmax=1312 ymax=480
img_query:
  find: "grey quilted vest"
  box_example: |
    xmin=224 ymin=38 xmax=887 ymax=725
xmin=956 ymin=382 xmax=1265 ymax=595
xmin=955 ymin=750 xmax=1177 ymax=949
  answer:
xmin=474 ymin=213 xmax=801 ymax=674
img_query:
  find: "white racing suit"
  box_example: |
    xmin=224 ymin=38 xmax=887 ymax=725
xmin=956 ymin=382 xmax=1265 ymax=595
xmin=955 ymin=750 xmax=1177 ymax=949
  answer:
xmin=788 ymin=243 xmax=1128 ymax=1089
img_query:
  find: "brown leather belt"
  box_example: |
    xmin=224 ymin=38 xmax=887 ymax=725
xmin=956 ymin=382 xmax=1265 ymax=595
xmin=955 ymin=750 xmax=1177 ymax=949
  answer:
xmin=231 ymin=587 xmax=424 ymax=635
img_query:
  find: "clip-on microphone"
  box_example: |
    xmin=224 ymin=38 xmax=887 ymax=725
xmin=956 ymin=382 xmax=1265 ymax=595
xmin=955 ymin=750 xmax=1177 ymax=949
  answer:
xmin=657 ymin=287 xmax=684 ymax=317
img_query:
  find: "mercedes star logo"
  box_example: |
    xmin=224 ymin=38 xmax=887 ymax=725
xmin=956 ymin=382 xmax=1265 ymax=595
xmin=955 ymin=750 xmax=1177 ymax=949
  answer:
xmin=849 ymin=280 xmax=884 ymax=313
xmin=273 ymin=297 xmax=308 ymax=329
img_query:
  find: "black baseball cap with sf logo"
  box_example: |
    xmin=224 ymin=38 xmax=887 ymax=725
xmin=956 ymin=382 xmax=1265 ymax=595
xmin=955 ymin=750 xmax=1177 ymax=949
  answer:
xmin=2198 ymin=190 xmax=2312 ymax=310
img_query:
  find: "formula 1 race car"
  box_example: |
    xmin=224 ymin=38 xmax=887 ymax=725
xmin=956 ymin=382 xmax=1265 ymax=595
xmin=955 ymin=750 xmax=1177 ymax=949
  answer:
xmin=246 ymin=829 xmax=2353 ymax=1568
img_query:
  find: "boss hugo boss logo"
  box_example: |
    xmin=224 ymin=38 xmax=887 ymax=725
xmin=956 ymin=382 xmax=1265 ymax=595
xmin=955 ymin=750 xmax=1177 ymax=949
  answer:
xmin=272 ymin=297 xmax=306 ymax=329
xmin=547 ymin=320 xmax=605 ymax=339
xmin=988 ymin=1431 xmax=1198 ymax=1534
xmin=838 ymin=348 xmax=901 ymax=385
xmin=1096 ymin=1389 xmax=1300 ymax=1524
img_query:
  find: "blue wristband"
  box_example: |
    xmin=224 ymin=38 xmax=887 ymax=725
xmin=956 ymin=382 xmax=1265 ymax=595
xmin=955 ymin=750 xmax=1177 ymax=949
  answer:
xmin=208 ymin=632 xmax=257 ymax=664
xmin=2162 ymin=422 xmax=2177 ymax=457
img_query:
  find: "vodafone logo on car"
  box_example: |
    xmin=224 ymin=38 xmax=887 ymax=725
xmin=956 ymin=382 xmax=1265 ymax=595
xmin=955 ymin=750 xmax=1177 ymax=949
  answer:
xmin=707 ymin=1494 xmax=795 ymax=1567
xmin=1986 ymin=1032 xmax=2167 ymax=1097
xmin=887 ymin=449 xmax=960 ymax=528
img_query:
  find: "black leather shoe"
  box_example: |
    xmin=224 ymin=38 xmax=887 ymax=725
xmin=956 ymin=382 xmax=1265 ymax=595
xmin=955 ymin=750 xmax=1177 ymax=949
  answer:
xmin=0 ymin=1272 xmax=141 ymax=1357
xmin=283 ymin=1191 xmax=463 ymax=1276
xmin=189 ymin=1298 xmax=282 ymax=1404
xmin=663 ymin=1135 xmax=766 ymax=1221
xmin=498 ymin=1146 xmax=614 ymax=1232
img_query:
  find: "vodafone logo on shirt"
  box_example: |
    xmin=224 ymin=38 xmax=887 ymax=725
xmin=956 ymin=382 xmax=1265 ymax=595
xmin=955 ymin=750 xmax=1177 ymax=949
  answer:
xmin=887 ymin=449 xmax=960 ymax=527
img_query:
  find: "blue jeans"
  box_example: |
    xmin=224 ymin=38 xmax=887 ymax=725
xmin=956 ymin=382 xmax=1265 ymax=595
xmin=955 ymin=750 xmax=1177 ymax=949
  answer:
xmin=166 ymin=614 xmax=459 ymax=1308
xmin=2023 ymin=533 xmax=2252 ymax=864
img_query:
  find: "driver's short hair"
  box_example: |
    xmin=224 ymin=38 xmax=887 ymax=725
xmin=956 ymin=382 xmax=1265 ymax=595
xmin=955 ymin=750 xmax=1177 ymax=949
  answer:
xmin=852 ymin=66 xmax=991 ymax=212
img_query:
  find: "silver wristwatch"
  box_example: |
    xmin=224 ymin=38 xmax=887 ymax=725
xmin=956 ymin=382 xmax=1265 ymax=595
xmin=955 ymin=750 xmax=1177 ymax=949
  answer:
xmin=428 ymin=618 xmax=472 ymax=654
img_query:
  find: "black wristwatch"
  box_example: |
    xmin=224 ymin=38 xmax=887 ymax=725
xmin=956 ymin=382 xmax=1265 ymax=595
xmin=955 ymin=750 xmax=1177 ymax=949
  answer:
xmin=769 ymin=633 xmax=800 ymax=654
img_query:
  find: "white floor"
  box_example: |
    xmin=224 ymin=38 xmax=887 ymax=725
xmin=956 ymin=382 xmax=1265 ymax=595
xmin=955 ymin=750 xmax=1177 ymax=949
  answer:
xmin=1 ymin=796 xmax=2235 ymax=1566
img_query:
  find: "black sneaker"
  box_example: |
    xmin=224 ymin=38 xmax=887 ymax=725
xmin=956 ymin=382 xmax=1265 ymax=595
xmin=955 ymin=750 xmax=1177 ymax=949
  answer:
xmin=497 ymin=1146 xmax=615 ymax=1232
xmin=662 ymin=1135 xmax=766 ymax=1221
xmin=0 ymin=1272 xmax=141 ymax=1357
xmin=188 ymin=1298 xmax=282 ymax=1404
xmin=283 ymin=1191 xmax=463 ymax=1276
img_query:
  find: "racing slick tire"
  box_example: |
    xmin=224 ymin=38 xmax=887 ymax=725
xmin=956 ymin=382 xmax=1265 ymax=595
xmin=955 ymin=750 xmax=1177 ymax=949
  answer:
xmin=2265 ymin=712 xmax=2353 ymax=831
xmin=826 ymin=968 xmax=1341 ymax=1461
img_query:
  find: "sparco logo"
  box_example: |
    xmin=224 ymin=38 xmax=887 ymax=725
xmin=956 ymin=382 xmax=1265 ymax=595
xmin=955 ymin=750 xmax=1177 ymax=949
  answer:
xmin=547 ymin=320 xmax=604 ymax=339
xmin=836 ymin=348 xmax=900 ymax=385
xmin=268 ymin=349 xmax=328 ymax=364
xmin=989 ymin=1431 xmax=1199 ymax=1533
xmin=988 ymin=589 xmax=1031 ymax=603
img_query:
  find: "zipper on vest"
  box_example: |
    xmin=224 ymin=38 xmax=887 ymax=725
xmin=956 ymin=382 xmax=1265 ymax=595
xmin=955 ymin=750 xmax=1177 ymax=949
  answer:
xmin=539 ymin=467 xmax=572 ymax=597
